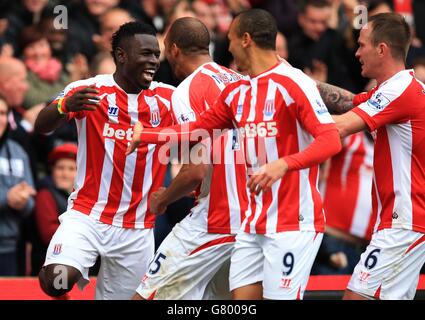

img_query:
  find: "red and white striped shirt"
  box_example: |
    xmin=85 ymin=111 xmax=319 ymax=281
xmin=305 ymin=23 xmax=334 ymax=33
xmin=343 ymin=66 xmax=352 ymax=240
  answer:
xmin=235 ymin=64 xmax=337 ymax=234
xmin=171 ymin=62 xmax=247 ymax=234
xmin=352 ymin=69 xmax=425 ymax=234
xmin=139 ymin=62 xmax=340 ymax=234
xmin=57 ymin=74 xmax=175 ymax=229
xmin=322 ymin=132 xmax=376 ymax=240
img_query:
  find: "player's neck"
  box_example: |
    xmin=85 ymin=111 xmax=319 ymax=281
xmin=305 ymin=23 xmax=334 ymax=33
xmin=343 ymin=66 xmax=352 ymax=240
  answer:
xmin=247 ymin=50 xmax=279 ymax=78
xmin=113 ymin=72 xmax=143 ymax=94
xmin=184 ymin=55 xmax=212 ymax=77
xmin=375 ymin=60 xmax=406 ymax=86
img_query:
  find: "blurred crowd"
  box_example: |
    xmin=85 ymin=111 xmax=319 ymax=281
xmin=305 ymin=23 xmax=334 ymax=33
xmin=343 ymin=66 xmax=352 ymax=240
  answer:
xmin=0 ymin=0 xmax=424 ymax=277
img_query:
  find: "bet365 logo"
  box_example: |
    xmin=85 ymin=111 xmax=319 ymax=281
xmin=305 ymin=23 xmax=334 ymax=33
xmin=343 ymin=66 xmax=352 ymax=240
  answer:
xmin=239 ymin=121 xmax=278 ymax=138
xmin=103 ymin=123 xmax=133 ymax=141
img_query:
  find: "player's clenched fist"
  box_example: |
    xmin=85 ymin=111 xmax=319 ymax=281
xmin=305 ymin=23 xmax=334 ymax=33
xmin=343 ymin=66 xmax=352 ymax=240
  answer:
xmin=247 ymin=158 xmax=289 ymax=195
xmin=65 ymin=85 xmax=100 ymax=112
xmin=126 ymin=121 xmax=144 ymax=155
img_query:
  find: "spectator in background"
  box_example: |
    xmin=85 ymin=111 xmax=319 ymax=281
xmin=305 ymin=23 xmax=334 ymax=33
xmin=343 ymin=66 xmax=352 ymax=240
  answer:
xmin=288 ymin=0 xmax=358 ymax=91
xmin=328 ymin=0 xmax=370 ymax=92
xmin=31 ymin=143 xmax=77 ymax=274
xmin=38 ymin=14 xmax=72 ymax=64
xmin=197 ymin=0 xmax=248 ymax=68
xmin=0 ymin=1 xmax=14 ymax=57
xmin=367 ymin=0 xmax=393 ymax=15
xmin=211 ymin=0 xmax=233 ymax=35
xmin=68 ymin=0 xmax=121 ymax=62
xmin=3 ymin=0 xmax=52 ymax=55
xmin=154 ymin=0 xmax=196 ymax=86
xmin=210 ymin=1 xmax=234 ymax=67
xmin=249 ymin=0 xmax=298 ymax=39
xmin=312 ymin=132 xmax=376 ymax=275
xmin=276 ymin=31 xmax=289 ymax=60
xmin=192 ymin=0 xmax=218 ymax=56
xmin=193 ymin=0 xmax=217 ymax=34
xmin=89 ymin=52 xmax=116 ymax=75
xmin=20 ymin=25 xmax=70 ymax=109
xmin=117 ymin=0 xmax=154 ymax=26
xmin=0 ymin=94 xmax=36 ymax=276
xmin=92 ymin=8 xmax=135 ymax=54
xmin=120 ymin=0 xmax=180 ymax=34
xmin=155 ymin=0 xmax=181 ymax=32
xmin=0 ymin=57 xmax=43 ymax=180
xmin=39 ymin=14 xmax=90 ymax=83
xmin=413 ymin=0 xmax=425 ymax=47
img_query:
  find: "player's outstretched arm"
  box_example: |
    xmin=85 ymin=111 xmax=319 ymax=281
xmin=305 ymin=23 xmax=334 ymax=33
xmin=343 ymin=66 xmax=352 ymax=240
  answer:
xmin=34 ymin=86 xmax=100 ymax=133
xmin=126 ymin=100 xmax=234 ymax=155
xmin=332 ymin=111 xmax=368 ymax=138
xmin=125 ymin=121 xmax=197 ymax=155
xmin=316 ymin=81 xmax=355 ymax=114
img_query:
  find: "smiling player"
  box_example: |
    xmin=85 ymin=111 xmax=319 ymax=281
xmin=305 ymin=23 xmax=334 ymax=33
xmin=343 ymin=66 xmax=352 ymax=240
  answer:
xmin=35 ymin=22 xmax=175 ymax=300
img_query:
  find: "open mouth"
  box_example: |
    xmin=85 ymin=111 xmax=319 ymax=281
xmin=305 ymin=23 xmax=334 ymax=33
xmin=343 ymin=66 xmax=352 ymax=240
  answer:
xmin=142 ymin=69 xmax=156 ymax=82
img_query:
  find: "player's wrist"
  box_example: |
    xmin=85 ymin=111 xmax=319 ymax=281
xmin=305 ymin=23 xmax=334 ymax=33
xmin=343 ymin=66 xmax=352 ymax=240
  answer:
xmin=280 ymin=157 xmax=290 ymax=171
xmin=57 ymin=97 xmax=69 ymax=114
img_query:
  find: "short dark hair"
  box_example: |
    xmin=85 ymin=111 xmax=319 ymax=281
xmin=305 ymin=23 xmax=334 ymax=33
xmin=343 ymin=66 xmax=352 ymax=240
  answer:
xmin=369 ymin=13 xmax=411 ymax=61
xmin=167 ymin=17 xmax=210 ymax=55
xmin=299 ymin=0 xmax=331 ymax=13
xmin=234 ymin=9 xmax=277 ymax=50
xmin=111 ymin=21 xmax=157 ymax=60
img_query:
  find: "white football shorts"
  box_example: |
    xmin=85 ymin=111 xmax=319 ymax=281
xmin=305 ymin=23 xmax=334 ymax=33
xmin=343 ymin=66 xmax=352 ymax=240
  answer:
xmin=229 ymin=230 xmax=323 ymax=300
xmin=44 ymin=210 xmax=154 ymax=300
xmin=135 ymin=217 xmax=235 ymax=300
xmin=347 ymin=228 xmax=425 ymax=300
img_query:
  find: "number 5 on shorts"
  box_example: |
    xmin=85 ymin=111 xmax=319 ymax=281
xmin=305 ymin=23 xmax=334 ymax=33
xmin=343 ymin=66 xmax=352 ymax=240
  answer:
xmin=149 ymin=252 xmax=166 ymax=274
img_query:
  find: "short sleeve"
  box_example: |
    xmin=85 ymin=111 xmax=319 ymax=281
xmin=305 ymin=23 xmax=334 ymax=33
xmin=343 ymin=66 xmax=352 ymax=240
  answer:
xmin=289 ymin=75 xmax=337 ymax=137
xmin=171 ymin=91 xmax=198 ymax=124
xmin=353 ymin=91 xmax=373 ymax=106
xmin=51 ymin=80 xmax=95 ymax=121
xmin=352 ymin=82 xmax=411 ymax=131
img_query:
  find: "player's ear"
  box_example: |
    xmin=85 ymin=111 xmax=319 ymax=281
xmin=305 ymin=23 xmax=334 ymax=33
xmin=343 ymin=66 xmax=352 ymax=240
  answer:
xmin=171 ymin=43 xmax=180 ymax=58
xmin=115 ymin=47 xmax=127 ymax=64
xmin=242 ymin=32 xmax=252 ymax=48
xmin=377 ymin=42 xmax=388 ymax=57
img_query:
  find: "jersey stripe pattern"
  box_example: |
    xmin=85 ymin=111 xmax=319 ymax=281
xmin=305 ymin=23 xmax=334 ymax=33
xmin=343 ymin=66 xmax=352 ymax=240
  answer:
xmin=322 ymin=132 xmax=376 ymax=240
xmin=352 ymin=70 xmax=425 ymax=234
xmin=59 ymin=74 xmax=174 ymax=229
xmin=171 ymin=62 xmax=247 ymax=234
xmin=196 ymin=62 xmax=336 ymax=234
